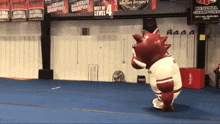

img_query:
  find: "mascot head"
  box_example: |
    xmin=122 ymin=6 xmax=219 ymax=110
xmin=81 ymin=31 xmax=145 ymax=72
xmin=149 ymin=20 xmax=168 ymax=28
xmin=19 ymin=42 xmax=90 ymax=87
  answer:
xmin=131 ymin=28 xmax=171 ymax=69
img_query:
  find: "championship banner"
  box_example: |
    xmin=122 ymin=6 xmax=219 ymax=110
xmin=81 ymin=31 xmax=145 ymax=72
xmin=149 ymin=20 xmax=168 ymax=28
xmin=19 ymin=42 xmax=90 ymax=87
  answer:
xmin=69 ymin=0 xmax=93 ymax=13
xmin=11 ymin=0 xmax=28 ymax=21
xmin=28 ymin=0 xmax=44 ymax=20
xmin=93 ymin=0 xmax=117 ymax=18
xmin=45 ymin=0 xmax=68 ymax=14
xmin=118 ymin=0 xmax=149 ymax=11
xmin=191 ymin=0 xmax=220 ymax=23
xmin=0 ymin=0 xmax=10 ymax=21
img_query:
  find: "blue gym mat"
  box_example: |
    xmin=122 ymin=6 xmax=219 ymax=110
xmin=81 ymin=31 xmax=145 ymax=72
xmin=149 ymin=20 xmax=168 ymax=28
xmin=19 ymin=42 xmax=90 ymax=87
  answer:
xmin=0 ymin=78 xmax=219 ymax=123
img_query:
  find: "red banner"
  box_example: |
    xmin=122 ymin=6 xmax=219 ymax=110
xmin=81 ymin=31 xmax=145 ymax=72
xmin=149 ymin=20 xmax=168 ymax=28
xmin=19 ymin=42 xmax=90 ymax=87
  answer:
xmin=28 ymin=0 xmax=44 ymax=20
xmin=69 ymin=0 xmax=93 ymax=13
xmin=93 ymin=0 xmax=117 ymax=18
xmin=0 ymin=0 xmax=10 ymax=21
xmin=152 ymin=0 xmax=156 ymax=10
xmin=45 ymin=0 xmax=69 ymax=14
xmin=11 ymin=0 xmax=28 ymax=21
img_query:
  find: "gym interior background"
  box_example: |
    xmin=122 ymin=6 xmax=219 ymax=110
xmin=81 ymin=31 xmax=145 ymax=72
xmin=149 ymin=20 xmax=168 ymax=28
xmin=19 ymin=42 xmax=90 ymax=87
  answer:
xmin=0 ymin=17 xmax=220 ymax=87
xmin=0 ymin=0 xmax=220 ymax=122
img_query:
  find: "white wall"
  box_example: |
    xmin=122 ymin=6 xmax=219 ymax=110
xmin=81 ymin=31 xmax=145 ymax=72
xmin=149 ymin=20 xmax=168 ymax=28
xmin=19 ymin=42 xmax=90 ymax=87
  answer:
xmin=0 ymin=22 xmax=42 ymax=79
xmin=51 ymin=17 xmax=198 ymax=83
xmin=51 ymin=19 xmax=147 ymax=82
xmin=157 ymin=17 xmax=198 ymax=68
xmin=1 ymin=18 xmax=217 ymax=86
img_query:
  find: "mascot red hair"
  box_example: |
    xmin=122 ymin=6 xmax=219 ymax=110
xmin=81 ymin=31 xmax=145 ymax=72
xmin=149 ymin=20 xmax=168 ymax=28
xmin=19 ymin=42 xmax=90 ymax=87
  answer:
xmin=131 ymin=28 xmax=182 ymax=112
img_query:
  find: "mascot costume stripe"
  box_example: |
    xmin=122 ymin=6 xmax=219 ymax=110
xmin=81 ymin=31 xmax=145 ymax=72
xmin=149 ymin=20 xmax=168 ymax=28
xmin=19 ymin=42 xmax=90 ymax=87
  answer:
xmin=131 ymin=28 xmax=182 ymax=112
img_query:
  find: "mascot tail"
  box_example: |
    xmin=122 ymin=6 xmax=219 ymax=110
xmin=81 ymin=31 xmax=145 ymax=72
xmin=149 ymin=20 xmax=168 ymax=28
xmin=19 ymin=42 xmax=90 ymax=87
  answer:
xmin=156 ymin=77 xmax=174 ymax=112
xmin=160 ymin=93 xmax=174 ymax=111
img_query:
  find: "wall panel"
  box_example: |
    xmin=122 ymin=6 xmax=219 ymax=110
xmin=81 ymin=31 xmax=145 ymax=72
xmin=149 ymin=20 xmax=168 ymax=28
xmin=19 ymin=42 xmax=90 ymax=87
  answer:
xmin=0 ymin=35 xmax=41 ymax=79
xmin=24 ymin=37 xmax=30 ymax=78
xmin=109 ymin=35 xmax=116 ymax=82
xmin=13 ymin=37 xmax=18 ymax=77
xmin=18 ymin=36 xmax=25 ymax=78
xmin=179 ymin=35 xmax=188 ymax=67
xmin=167 ymin=35 xmax=174 ymax=59
xmin=51 ymin=18 xmax=197 ymax=83
xmin=157 ymin=17 xmax=197 ymax=68
xmin=53 ymin=36 xmax=68 ymax=80
xmin=104 ymin=36 xmax=111 ymax=81
xmin=173 ymin=35 xmax=181 ymax=65
xmin=114 ymin=35 xmax=123 ymax=81
xmin=69 ymin=36 xmax=77 ymax=80
xmin=9 ymin=37 xmax=16 ymax=77
xmin=0 ymin=22 xmax=41 ymax=79
xmin=0 ymin=37 xmax=6 ymax=77
xmin=187 ymin=35 xmax=195 ymax=68
xmin=121 ymin=36 xmax=128 ymax=82
xmin=97 ymin=35 xmax=104 ymax=81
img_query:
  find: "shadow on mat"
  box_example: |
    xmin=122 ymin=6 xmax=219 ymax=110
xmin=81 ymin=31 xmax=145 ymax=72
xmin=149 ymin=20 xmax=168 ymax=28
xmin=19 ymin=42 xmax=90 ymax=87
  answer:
xmin=142 ymin=103 xmax=212 ymax=119
xmin=182 ymin=87 xmax=220 ymax=95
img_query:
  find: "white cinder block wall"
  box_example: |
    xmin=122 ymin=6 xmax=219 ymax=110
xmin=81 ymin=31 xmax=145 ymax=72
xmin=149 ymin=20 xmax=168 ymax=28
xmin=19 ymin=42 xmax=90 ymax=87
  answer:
xmin=51 ymin=19 xmax=146 ymax=82
xmin=157 ymin=18 xmax=198 ymax=68
xmin=1 ymin=18 xmax=218 ymax=86
xmin=0 ymin=22 xmax=42 ymax=79
xmin=51 ymin=17 xmax=198 ymax=83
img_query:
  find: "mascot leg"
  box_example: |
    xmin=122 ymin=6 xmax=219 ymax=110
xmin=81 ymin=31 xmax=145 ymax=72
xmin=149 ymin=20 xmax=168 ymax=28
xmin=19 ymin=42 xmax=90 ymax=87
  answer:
xmin=156 ymin=77 xmax=174 ymax=112
xmin=152 ymin=90 xmax=181 ymax=110
xmin=152 ymin=97 xmax=163 ymax=109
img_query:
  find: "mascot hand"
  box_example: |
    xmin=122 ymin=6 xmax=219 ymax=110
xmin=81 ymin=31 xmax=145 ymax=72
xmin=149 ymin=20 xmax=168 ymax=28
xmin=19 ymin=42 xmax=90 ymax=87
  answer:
xmin=131 ymin=56 xmax=146 ymax=69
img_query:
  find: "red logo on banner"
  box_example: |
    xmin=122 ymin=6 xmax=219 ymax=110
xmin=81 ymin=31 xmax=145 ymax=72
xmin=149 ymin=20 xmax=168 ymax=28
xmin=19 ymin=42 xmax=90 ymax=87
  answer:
xmin=13 ymin=0 xmax=27 ymax=7
xmin=196 ymin=0 xmax=216 ymax=5
xmin=0 ymin=0 xmax=8 ymax=7
xmin=29 ymin=0 xmax=44 ymax=8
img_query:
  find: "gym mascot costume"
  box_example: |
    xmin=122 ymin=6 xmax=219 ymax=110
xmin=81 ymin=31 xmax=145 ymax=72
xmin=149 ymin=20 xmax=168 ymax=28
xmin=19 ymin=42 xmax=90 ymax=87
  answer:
xmin=131 ymin=28 xmax=182 ymax=112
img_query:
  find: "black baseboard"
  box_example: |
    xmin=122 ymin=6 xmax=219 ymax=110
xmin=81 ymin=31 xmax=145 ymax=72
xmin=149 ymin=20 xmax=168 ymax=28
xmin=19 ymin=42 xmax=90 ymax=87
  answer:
xmin=39 ymin=69 xmax=53 ymax=79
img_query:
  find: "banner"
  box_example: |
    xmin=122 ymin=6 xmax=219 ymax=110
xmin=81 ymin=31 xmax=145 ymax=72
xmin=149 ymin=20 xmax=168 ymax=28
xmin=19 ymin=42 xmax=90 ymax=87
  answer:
xmin=45 ymin=0 xmax=68 ymax=14
xmin=28 ymin=0 xmax=44 ymax=20
xmin=118 ymin=0 xmax=149 ymax=11
xmin=0 ymin=0 xmax=10 ymax=21
xmin=11 ymin=0 xmax=28 ymax=21
xmin=93 ymin=0 xmax=117 ymax=18
xmin=69 ymin=0 xmax=93 ymax=13
xmin=191 ymin=0 xmax=220 ymax=23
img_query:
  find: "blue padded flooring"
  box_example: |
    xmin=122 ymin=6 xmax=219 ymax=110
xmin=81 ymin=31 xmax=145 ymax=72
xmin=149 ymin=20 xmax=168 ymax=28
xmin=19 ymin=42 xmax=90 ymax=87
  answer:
xmin=0 ymin=78 xmax=219 ymax=123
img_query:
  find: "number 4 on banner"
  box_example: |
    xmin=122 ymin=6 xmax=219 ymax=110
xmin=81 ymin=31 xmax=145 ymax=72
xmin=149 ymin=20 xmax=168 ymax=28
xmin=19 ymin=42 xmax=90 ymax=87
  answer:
xmin=106 ymin=4 xmax=112 ymax=16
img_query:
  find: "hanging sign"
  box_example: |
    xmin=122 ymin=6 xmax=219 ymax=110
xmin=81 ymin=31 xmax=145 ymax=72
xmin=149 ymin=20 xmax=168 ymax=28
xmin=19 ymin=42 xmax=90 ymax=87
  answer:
xmin=0 ymin=0 xmax=10 ymax=21
xmin=11 ymin=0 xmax=28 ymax=21
xmin=28 ymin=0 xmax=44 ymax=20
xmin=69 ymin=0 xmax=93 ymax=13
xmin=45 ymin=0 xmax=69 ymax=14
xmin=118 ymin=0 xmax=149 ymax=11
xmin=93 ymin=0 xmax=117 ymax=18
xmin=191 ymin=0 xmax=220 ymax=23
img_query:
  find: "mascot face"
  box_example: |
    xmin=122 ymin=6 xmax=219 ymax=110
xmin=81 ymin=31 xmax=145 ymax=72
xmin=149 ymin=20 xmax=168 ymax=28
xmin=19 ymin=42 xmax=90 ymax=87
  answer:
xmin=131 ymin=28 xmax=171 ymax=69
